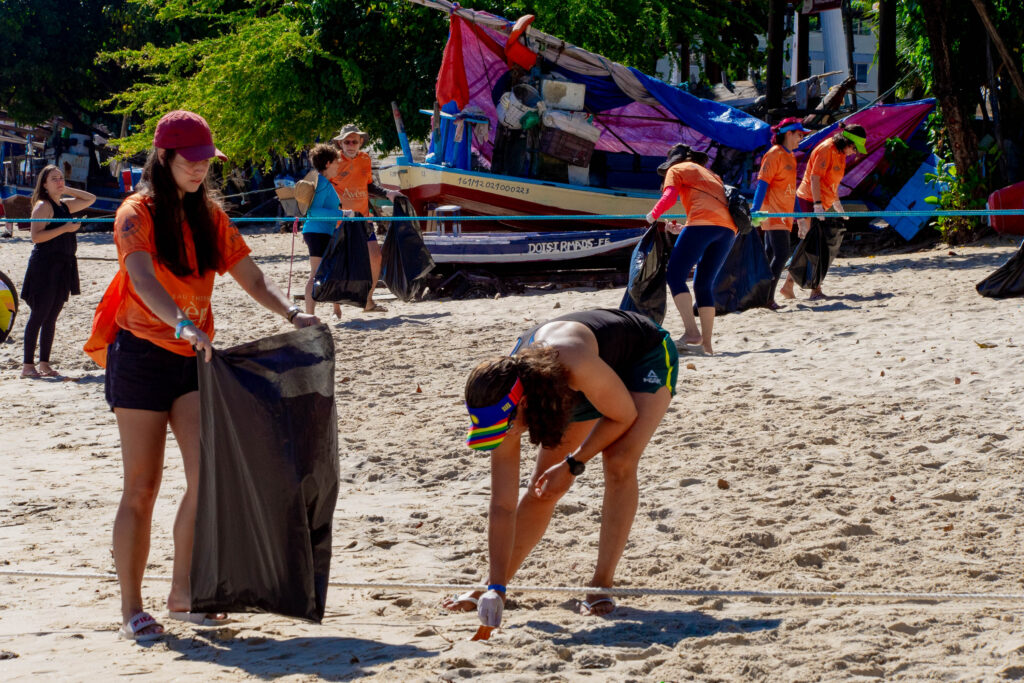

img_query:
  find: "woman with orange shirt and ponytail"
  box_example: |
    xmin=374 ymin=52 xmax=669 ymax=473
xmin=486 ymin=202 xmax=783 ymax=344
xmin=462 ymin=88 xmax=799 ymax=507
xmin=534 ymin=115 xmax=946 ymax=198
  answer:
xmin=779 ymin=122 xmax=868 ymax=300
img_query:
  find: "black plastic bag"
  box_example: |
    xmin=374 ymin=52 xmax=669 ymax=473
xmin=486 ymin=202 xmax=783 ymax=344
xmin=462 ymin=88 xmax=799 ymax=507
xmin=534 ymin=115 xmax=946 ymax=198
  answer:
xmin=620 ymin=224 xmax=672 ymax=324
xmin=192 ymin=324 xmax=338 ymax=623
xmin=382 ymin=197 xmax=435 ymax=301
xmin=712 ymin=230 xmax=773 ymax=314
xmin=312 ymin=219 xmax=373 ymax=306
xmin=977 ymin=242 xmax=1024 ymax=298
xmin=786 ymin=218 xmax=846 ymax=290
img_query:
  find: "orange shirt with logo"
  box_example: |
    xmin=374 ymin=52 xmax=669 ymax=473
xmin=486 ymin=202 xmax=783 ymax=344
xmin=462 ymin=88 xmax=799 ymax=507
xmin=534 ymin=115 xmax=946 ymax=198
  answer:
xmin=796 ymin=138 xmax=846 ymax=210
xmin=113 ymin=194 xmax=251 ymax=356
xmin=757 ymin=145 xmax=798 ymax=231
xmin=663 ymin=162 xmax=736 ymax=231
xmin=329 ymin=151 xmax=374 ymax=216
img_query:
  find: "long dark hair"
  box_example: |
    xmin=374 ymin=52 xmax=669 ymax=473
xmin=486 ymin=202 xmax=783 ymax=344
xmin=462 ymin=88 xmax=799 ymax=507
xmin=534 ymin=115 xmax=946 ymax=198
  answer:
xmin=31 ymin=165 xmax=62 ymax=207
xmin=137 ymin=148 xmax=220 ymax=276
xmin=466 ymin=347 xmax=575 ymax=449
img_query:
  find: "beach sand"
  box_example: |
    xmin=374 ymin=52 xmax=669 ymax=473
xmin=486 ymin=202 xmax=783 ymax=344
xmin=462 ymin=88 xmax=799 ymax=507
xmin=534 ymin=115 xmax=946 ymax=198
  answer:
xmin=1 ymin=228 xmax=1023 ymax=681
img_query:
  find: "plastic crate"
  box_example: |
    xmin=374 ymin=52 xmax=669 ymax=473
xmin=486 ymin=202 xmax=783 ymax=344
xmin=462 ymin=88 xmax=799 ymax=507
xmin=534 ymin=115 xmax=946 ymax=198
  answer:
xmin=539 ymin=127 xmax=595 ymax=167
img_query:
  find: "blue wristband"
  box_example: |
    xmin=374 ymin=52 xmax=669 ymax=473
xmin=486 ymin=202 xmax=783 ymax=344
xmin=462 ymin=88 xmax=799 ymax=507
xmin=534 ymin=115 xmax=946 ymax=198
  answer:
xmin=174 ymin=319 xmax=195 ymax=339
xmin=487 ymin=584 xmax=506 ymax=594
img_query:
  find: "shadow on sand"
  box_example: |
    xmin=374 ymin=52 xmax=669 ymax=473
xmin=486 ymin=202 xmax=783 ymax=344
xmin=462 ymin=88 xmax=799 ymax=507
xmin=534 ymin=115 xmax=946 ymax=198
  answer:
xmin=168 ymin=632 xmax=434 ymax=681
xmin=524 ymin=604 xmax=782 ymax=648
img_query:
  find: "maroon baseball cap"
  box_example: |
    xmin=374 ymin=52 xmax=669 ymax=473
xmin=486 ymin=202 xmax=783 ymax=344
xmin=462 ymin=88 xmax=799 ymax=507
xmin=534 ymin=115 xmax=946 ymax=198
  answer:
xmin=153 ymin=110 xmax=227 ymax=162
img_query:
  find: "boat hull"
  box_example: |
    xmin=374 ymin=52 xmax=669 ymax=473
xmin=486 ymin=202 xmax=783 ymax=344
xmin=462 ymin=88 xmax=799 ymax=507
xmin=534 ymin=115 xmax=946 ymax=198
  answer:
xmin=378 ymin=162 xmax=657 ymax=232
xmin=422 ymin=227 xmax=645 ymax=266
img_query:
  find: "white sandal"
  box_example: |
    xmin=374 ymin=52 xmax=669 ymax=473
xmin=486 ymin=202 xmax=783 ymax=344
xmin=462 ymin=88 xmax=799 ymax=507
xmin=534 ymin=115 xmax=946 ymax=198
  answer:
xmin=118 ymin=611 xmax=164 ymax=642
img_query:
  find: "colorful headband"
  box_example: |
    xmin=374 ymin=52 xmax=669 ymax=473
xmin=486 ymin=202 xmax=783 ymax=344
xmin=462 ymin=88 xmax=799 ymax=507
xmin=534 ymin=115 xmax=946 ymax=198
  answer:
xmin=465 ymin=378 xmax=524 ymax=451
xmin=842 ymin=130 xmax=868 ymax=154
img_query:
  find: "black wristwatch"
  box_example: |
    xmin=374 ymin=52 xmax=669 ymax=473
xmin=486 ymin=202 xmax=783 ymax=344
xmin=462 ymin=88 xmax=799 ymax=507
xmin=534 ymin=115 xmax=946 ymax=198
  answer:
xmin=565 ymin=454 xmax=585 ymax=476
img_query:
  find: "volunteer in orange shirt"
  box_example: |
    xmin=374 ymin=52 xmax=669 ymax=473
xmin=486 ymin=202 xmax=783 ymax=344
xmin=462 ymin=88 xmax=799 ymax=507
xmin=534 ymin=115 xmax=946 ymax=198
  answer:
xmin=750 ymin=117 xmax=811 ymax=309
xmin=780 ymin=122 xmax=868 ymax=300
xmin=331 ymin=123 xmax=403 ymax=312
xmin=104 ymin=111 xmax=319 ymax=642
xmin=645 ymin=144 xmax=737 ymax=355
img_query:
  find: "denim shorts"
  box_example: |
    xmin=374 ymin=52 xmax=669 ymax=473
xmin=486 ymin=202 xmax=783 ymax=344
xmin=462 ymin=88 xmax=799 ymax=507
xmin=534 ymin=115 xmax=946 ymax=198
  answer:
xmin=105 ymin=330 xmax=198 ymax=412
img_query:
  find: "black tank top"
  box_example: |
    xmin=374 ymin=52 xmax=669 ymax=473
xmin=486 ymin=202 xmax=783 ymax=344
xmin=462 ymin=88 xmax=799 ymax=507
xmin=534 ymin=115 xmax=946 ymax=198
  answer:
xmin=35 ymin=196 xmax=77 ymax=258
xmin=513 ymin=309 xmax=665 ymax=374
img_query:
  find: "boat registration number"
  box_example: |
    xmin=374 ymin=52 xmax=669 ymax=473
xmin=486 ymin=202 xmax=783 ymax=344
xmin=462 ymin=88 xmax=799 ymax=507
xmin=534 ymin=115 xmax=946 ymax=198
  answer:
xmin=456 ymin=176 xmax=530 ymax=195
xmin=528 ymin=238 xmax=610 ymax=254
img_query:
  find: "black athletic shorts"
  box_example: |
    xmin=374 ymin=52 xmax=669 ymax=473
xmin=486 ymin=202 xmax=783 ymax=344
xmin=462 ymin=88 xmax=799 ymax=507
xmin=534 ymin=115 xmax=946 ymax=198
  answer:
xmin=105 ymin=330 xmax=199 ymax=412
xmin=303 ymin=231 xmax=332 ymax=258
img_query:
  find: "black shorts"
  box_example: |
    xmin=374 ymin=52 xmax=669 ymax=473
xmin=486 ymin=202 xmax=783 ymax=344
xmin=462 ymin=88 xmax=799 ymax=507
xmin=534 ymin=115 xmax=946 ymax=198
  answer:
xmin=105 ymin=330 xmax=198 ymax=412
xmin=303 ymin=232 xmax=332 ymax=258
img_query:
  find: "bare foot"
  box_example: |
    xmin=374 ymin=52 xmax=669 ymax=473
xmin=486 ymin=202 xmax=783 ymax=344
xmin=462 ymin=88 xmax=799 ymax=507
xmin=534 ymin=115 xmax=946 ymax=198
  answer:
xmin=441 ymin=591 xmax=481 ymax=612
xmin=579 ymin=594 xmax=616 ymax=616
xmin=779 ymin=285 xmax=795 ymax=299
xmin=332 ymin=304 xmax=342 ymax=319
xmin=679 ymin=333 xmax=702 ymax=346
xmin=702 ymin=343 xmax=714 ymax=356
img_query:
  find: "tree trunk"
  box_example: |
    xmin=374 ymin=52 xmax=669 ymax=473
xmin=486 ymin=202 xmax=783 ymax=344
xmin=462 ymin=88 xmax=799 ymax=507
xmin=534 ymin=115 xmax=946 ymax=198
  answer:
xmin=969 ymin=0 xmax=1024 ymax=105
xmin=766 ymin=0 xmax=787 ymax=108
xmin=919 ymin=0 xmax=978 ymax=177
xmin=795 ymin=12 xmax=810 ymax=82
xmin=876 ymin=0 xmax=897 ymax=103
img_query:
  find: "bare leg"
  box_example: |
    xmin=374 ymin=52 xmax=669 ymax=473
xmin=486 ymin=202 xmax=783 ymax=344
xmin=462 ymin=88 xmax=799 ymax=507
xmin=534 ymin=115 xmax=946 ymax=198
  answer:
xmin=112 ymin=407 xmax=169 ymax=637
xmin=305 ymin=256 xmax=321 ymax=315
xmin=441 ymin=420 xmax=596 ymax=611
xmin=365 ymin=240 xmax=383 ymax=311
xmin=583 ymin=388 xmax=672 ymax=615
xmin=779 ymin=273 xmax=796 ymax=299
xmin=697 ymin=306 xmax=716 ymax=355
xmin=165 ymin=391 xmax=200 ymax=613
xmin=672 ymin=292 xmax=702 ymax=345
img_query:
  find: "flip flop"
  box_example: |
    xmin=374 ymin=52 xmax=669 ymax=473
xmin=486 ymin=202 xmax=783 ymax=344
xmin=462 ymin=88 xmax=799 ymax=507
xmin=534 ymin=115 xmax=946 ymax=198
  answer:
xmin=363 ymin=303 xmax=388 ymax=313
xmin=167 ymin=611 xmax=231 ymax=626
xmin=443 ymin=591 xmax=479 ymax=612
xmin=118 ymin=611 xmax=164 ymax=642
xmin=578 ymin=596 xmax=616 ymax=616
xmin=38 ymin=369 xmax=61 ymax=378
xmin=20 ymin=369 xmax=41 ymax=379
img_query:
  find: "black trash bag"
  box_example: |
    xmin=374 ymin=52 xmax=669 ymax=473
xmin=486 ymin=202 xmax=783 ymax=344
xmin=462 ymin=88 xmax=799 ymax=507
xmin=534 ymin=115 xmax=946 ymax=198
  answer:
xmin=381 ymin=197 xmax=435 ymax=301
xmin=977 ymin=242 xmax=1024 ymax=298
xmin=192 ymin=324 xmax=339 ymax=623
xmin=619 ymin=224 xmax=673 ymax=324
xmin=786 ymin=217 xmax=846 ymax=290
xmin=712 ymin=230 xmax=773 ymax=314
xmin=312 ymin=218 xmax=374 ymax=306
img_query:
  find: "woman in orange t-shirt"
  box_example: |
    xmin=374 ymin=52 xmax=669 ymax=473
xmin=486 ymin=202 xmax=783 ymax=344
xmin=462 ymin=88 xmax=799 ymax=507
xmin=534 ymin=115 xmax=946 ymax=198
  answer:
xmin=780 ymin=122 xmax=868 ymax=300
xmin=750 ymin=117 xmax=810 ymax=308
xmin=645 ymin=144 xmax=736 ymax=355
xmin=105 ymin=111 xmax=320 ymax=642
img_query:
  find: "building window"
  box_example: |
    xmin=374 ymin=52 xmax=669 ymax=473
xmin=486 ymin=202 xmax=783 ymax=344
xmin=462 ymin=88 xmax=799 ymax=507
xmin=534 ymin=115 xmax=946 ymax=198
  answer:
xmin=855 ymin=62 xmax=869 ymax=83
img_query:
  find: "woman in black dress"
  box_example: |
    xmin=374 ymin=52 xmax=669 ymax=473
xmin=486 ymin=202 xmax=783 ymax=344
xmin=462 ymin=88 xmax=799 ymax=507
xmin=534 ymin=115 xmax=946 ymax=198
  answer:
xmin=20 ymin=165 xmax=95 ymax=377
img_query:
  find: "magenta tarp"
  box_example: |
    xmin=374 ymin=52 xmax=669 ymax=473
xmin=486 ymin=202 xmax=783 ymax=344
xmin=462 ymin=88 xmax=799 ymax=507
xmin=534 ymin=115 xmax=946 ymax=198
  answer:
xmin=794 ymin=100 xmax=935 ymax=197
xmin=444 ymin=14 xmax=767 ymax=164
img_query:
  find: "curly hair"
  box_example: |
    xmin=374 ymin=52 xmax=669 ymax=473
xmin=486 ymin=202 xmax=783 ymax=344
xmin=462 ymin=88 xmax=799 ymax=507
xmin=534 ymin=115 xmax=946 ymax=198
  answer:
xmin=465 ymin=346 xmax=575 ymax=449
xmin=310 ymin=143 xmax=339 ymax=173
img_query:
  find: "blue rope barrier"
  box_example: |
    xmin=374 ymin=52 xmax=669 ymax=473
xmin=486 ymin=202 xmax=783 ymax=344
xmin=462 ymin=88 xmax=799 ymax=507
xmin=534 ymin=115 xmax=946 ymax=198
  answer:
xmin=5 ymin=209 xmax=1024 ymax=223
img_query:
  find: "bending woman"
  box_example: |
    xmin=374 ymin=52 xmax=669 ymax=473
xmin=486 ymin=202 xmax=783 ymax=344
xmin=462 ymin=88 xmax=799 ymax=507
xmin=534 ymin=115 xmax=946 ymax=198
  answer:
xmin=303 ymin=143 xmax=345 ymax=320
xmin=20 ymin=165 xmax=96 ymax=377
xmin=645 ymin=144 xmax=736 ymax=355
xmin=750 ymin=117 xmax=811 ymax=309
xmin=445 ymin=308 xmax=677 ymax=629
xmin=780 ymin=122 xmax=868 ymax=300
xmin=105 ymin=110 xmax=319 ymax=642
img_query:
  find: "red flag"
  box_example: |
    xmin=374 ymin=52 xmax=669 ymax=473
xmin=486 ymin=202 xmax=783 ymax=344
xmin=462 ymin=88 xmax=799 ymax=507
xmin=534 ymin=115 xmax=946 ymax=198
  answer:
xmin=436 ymin=16 xmax=470 ymax=110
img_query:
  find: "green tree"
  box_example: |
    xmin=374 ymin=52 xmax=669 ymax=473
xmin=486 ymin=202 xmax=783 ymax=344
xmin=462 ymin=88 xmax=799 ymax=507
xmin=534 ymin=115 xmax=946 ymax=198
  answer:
xmin=0 ymin=0 xmax=158 ymax=131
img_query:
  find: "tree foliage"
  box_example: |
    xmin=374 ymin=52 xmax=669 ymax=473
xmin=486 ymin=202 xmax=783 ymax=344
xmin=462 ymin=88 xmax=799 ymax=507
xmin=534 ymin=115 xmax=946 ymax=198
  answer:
xmin=0 ymin=0 xmax=158 ymax=131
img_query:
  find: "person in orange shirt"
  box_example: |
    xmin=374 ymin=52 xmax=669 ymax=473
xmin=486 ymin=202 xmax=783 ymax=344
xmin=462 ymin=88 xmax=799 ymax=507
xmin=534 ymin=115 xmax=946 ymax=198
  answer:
xmin=751 ymin=117 xmax=811 ymax=309
xmin=331 ymin=123 xmax=403 ymax=312
xmin=103 ymin=111 xmax=320 ymax=642
xmin=645 ymin=144 xmax=737 ymax=355
xmin=780 ymin=122 xmax=868 ymax=300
